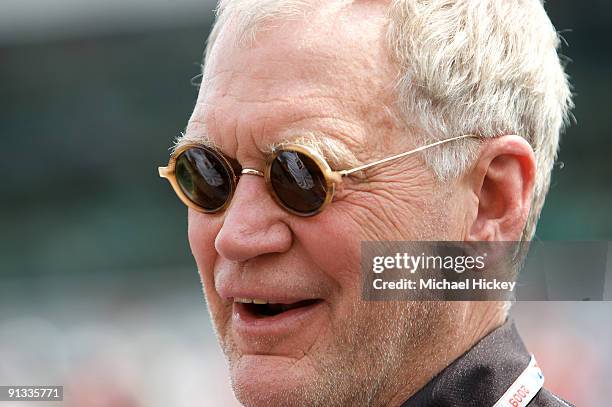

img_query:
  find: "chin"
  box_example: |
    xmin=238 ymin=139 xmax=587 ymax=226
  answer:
xmin=229 ymin=354 xmax=319 ymax=407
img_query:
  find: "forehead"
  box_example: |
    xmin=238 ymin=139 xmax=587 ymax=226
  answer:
xmin=186 ymin=2 xmax=397 ymax=159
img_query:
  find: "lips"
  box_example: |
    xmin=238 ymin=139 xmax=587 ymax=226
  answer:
xmin=231 ymin=298 xmax=323 ymax=337
xmin=216 ymin=291 xmax=326 ymax=338
xmin=234 ymin=297 xmax=322 ymax=318
xmin=214 ymin=265 xmax=330 ymax=338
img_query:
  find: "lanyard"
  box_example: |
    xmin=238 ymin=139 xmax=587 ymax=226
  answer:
xmin=492 ymin=355 xmax=545 ymax=407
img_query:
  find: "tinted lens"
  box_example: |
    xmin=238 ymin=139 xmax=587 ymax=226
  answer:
xmin=269 ymin=149 xmax=329 ymax=215
xmin=175 ymin=147 xmax=233 ymax=212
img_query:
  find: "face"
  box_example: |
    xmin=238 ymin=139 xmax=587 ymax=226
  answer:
xmin=186 ymin=3 xmax=468 ymax=406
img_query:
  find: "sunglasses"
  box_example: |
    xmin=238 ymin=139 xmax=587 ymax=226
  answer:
xmin=158 ymin=134 xmax=478 ymax=217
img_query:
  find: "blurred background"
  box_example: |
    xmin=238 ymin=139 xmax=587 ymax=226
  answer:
xmin=0 ymin=0 xmax=611 ymax=406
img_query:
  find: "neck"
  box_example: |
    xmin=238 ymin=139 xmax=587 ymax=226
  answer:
xmin=381 ymin=303 xmax=506 ymax=407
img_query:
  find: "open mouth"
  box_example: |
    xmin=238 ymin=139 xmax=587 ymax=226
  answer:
xmin=233 ymin=298 xmax=322 ymax=318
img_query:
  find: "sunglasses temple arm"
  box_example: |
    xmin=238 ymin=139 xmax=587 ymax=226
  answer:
xmin=337 ymin=134 xmax=480 ymax=177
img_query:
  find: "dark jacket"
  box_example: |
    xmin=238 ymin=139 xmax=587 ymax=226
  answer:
xmin=401 ymin=321 xmax=575 ymax=407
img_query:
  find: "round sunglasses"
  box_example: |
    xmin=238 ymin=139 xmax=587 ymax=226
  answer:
xmin=158 ymin=134 xmax=479 ymax=217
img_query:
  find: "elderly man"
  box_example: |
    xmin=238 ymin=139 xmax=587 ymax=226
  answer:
xmin=159 ymin=0 xmax=573 ymax=406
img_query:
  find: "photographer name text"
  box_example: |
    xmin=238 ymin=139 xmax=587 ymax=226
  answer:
xmin=372 ymin=278 xmax=516 ymax=291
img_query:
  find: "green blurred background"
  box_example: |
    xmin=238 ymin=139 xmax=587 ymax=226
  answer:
xmin=0 ymin=1 xmax=610 ymax=406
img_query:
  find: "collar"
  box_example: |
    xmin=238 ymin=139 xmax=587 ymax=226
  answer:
xmin=401 ymin=320 xmax=532 ymax=407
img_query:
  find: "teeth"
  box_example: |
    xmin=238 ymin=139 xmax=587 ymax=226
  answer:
xmin=233 ymin=298 xmax=269 ymax=304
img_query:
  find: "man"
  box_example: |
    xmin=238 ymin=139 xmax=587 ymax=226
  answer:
xmin=159 ymin=0 xmax=573 ymax=405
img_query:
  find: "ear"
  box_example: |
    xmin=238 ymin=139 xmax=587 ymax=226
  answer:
xmin=464 ymin=135 xmax=536 ymax=241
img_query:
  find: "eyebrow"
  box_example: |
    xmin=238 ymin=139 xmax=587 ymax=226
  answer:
xmin=269 ymin=130 xmax=361 ymax=170
xmin=172 ymin=131 xmax=216 ymax=154
xmin=174 ymin=128 xmax=362 ymax=171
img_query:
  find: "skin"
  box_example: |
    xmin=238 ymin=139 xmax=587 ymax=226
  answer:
xmin=182 ymin=2 xmax=536 ymax=406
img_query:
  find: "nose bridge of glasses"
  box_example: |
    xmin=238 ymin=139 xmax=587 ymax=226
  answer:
xmin=241 ymin=168 xmax=264 ymax=177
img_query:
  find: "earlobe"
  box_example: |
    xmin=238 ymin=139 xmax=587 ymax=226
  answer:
xmin=465 ymin=136 xmax=536 ymax=242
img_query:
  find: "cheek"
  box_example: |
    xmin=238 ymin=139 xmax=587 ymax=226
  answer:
xmin=336 ymin=178 xmax=456 ymax=241
xmin=188 ymin=210 xmax=221 ymax=299
xmin=291 ymin=212 xmax=363 ymax=294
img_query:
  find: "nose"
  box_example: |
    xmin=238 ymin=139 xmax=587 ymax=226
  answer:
xmin=214 ymin=173 xmax=292 ymax=262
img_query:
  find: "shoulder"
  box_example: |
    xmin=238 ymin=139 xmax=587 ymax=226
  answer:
xmin=529 ymin=388 xmax=575 ymax=407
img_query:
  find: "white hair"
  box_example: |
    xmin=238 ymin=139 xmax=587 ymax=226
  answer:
xmin=203 ymin=0 xmax=573 ymax=241
xmin=204 ymin=0 xmax=312 ymax=58
xmin=386 ymin=0 xmax=573 ymax=241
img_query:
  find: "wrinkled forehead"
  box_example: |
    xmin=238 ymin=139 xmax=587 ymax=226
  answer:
xmin=204 ymin=1 xmax=392 ymax=86
xmin=188 ymin=2 xmax=398 ymax=153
